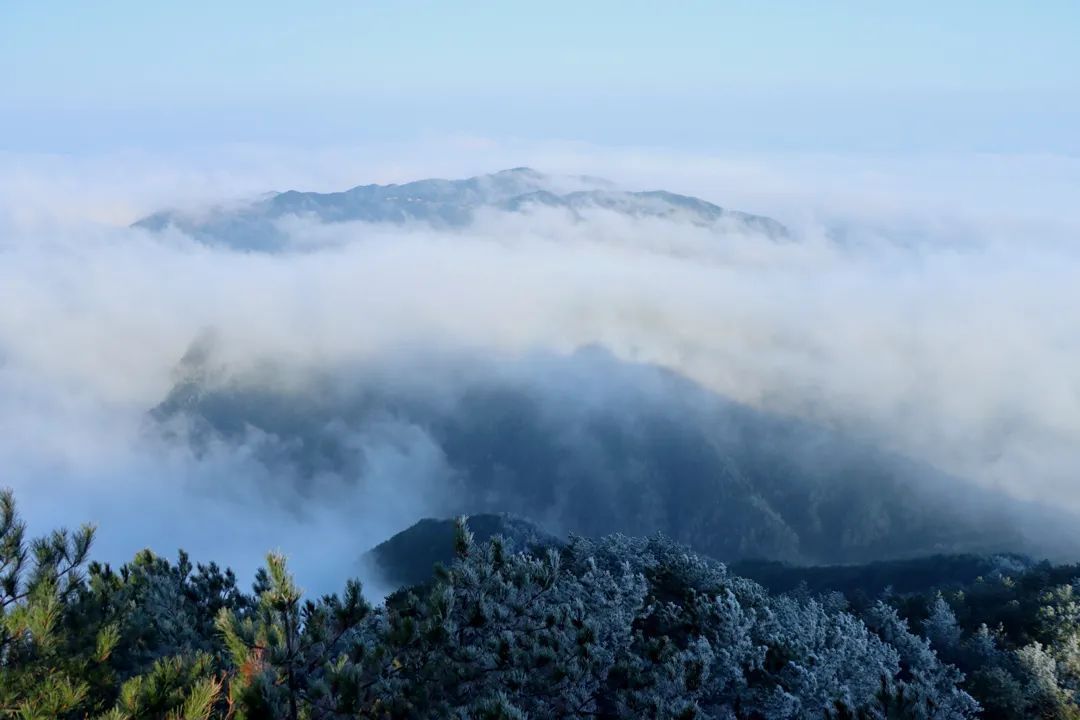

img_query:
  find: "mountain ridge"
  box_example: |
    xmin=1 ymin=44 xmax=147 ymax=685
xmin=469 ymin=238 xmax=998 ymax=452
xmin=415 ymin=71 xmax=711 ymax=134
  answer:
xmin=133 ymin=167 xmax=788 ymax=250
xmin=362 ymin=513 xmax=1039 ymax=599
xmin=151 ymin=343 xmax=1076 ymax=568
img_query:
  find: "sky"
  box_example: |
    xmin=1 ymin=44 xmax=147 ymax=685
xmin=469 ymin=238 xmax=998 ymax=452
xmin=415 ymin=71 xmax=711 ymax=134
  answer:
xmin=3 ymin=1 xmax=1079 ymax=153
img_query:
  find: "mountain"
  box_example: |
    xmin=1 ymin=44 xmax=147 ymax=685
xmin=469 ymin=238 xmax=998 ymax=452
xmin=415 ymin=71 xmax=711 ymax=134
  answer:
xmin=362 ymin=514 xmax=1035 ymax=601
xmin=151 ymin=343 xmax=1075 ymax=567
xmin=132 ymin=168 xmax=788 ymax=250
xmin=364 ymin=514 xmax=561 ymax=589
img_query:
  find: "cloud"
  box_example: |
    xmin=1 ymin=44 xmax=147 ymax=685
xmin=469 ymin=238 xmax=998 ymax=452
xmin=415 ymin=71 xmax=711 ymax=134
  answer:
xmin=1 ymin=140 xmax=1079 ymax=590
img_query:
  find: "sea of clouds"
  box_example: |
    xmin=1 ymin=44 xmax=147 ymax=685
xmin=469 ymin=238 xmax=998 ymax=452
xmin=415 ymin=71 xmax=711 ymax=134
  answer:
xmin=2 ymin=138 xmax=1078 ymax=592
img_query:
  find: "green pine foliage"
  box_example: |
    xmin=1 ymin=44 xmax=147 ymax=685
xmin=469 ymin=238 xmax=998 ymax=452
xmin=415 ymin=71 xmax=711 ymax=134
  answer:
xmin=0 ymin=488 xmax=114 ymax=719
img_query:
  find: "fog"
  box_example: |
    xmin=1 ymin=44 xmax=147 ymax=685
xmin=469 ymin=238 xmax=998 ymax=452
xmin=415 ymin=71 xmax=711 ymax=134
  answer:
xmin=1 ymin=142 xmax=1078 ymax=593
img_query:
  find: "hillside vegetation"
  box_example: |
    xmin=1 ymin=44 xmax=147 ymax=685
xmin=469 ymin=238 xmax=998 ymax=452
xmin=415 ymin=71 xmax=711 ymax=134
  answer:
xmin=5 ymin=490 xmax=1080 ymax=718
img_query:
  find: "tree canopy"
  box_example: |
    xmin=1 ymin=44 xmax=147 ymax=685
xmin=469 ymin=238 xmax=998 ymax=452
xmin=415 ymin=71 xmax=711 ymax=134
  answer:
xmin=3 ymin=487 xmax=1079 ymax=718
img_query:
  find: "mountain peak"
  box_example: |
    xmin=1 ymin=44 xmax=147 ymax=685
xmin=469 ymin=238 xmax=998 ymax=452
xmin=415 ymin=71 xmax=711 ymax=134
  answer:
xmin=495 ymin=166 xmax=544 ymax=178
xmin=133 ymin=169 xmax=788 ymax=250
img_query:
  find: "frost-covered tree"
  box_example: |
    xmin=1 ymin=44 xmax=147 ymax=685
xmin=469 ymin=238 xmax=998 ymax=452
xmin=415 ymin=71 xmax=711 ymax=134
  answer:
xmin=83 ymin=548 xmax=251 ymax=675
xmin=564 ymin=534 xmax=978 ymax=719
xmin=862 ymin=601 xmax=980 ymax=719
xmin=0 ymin=489 xmax=1020 ymax=718
xmin=357 ymin=519 xmax=647 ymax=718
xmin=924 ymin=596 xmax=964 ymax=661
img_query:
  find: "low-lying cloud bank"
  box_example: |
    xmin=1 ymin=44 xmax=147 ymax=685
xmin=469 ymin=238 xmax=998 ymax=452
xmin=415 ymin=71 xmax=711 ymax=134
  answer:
xmin=1 ymin=142 xmax=1078 ymax=591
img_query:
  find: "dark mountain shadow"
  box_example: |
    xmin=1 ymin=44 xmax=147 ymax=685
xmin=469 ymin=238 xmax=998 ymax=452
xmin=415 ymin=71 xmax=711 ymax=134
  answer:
xmin=365 ymin=514 xmax=562 ymax=590
xmin=151 ymin=343 xmax=1078 ymax=566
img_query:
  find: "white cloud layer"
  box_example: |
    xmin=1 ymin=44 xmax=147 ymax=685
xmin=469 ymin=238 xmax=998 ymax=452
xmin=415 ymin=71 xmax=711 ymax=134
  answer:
xmin=2 ymin=139 xmax=1078 ymax=589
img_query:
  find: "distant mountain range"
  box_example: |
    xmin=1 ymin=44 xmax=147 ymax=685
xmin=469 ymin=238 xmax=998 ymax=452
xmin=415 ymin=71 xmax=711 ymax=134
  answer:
xmin=133 ymin=168 xmax=788 ymax=250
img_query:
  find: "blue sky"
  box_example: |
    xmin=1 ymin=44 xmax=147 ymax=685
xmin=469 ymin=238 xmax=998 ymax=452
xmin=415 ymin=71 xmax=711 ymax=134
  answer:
xmin=2 ymin=1 xmax=1078 ymax=153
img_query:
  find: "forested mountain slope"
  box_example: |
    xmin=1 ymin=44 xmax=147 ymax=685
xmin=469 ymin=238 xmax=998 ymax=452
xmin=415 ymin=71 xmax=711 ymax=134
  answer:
xmin=153 ymin=345 xmax=1073 ymax=567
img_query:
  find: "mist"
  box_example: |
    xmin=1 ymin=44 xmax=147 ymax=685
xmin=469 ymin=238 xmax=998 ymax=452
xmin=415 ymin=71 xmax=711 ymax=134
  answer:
xmin=2 ymin=142 xmax=1078 ymax=593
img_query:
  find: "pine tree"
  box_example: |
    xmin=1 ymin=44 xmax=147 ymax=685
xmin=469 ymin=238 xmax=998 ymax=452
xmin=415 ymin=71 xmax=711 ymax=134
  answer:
xmin=94 ymin=653 xmax=224 ymax=720
xmin=216 ymin=551 xmax=371 ymax=719
xmin=0 ymin=488 xmax=117 ymax=719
